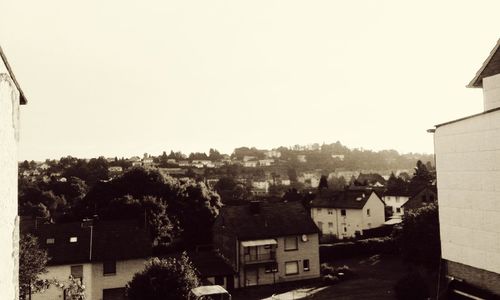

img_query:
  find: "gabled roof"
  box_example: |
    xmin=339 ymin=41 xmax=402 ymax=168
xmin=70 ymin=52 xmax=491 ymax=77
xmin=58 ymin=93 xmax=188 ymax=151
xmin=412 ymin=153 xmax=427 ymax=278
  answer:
xmin=34 ymin=220 xmax=152 ymax=265
xmin=311 ymin=190 xmax=381 ymax=209
xmin=468 ymin=38 xmax=500 ymax=88
xmin=215 ymin=201 xmax=319 ymax=240
xmin=0 ymin=46 xmax=27 ymax=104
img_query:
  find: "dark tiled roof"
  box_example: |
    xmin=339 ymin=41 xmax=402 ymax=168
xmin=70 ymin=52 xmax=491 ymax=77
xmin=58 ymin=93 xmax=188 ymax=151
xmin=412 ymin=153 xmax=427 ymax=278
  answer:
xmin=216 ymin=201 xmax=319 ymax=240
xmin=34 ymin=220 xmax=152 ymax=265
xmin=311 ymin=190 xmax=380 ymax=209
xmin=468 ymin=38 xmax=500 ymax=88
xmin=188 ymin=251 xmax=235 ymax=277
xmin=0 ymin=46 xmax=27 ymax=104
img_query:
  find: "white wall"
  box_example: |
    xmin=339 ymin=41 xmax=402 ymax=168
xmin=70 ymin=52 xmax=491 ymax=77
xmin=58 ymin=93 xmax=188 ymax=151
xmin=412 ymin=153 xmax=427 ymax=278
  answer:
xmin=32 ymin=259 xmax=146 ymax=300
xmin=32 ymin=263 xmax=93 ymax=300
xmin=0 ymin=59 xmax=20 ymax=300
xmin=382 ymin=195 xmax=410 ymax=217
xmin=483 ymin=73 xmax=500 ymax=111
xmin=91 ymin=258 xmax=146 ymax=300
xmin=435 ymin=109 xmax=500 ymax=274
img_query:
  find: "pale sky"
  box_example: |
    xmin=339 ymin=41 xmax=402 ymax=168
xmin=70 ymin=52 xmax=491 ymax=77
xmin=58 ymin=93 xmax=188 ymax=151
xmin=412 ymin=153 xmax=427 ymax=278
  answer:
xmin=1 ymin=1 xmax=498 ymax=161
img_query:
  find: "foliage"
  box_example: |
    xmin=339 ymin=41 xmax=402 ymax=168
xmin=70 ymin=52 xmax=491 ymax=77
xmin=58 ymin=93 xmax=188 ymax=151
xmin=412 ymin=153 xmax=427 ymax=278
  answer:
xmin=318 ymin=175 xmax=328 ymax=190
xmin=126 ymin=254 xmax=200 ymax=300
xmin=394 ymin=271 xmax=430 ymax=300
xmin=393 ymin=203 xmax=441 ymax=270
xmin=54 ymin=275 xmax=86 ymax=300
xmin=19 ymin=234 xmax=49 ymax=300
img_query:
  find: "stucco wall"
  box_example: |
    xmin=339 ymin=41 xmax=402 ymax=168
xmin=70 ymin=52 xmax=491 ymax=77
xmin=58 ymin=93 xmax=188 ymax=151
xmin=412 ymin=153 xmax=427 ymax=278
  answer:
xmin=382 ymin=195 xmax=410 ymax=217
xmin=311 ymin=193 xmax=385 ymax=239
xmin=91 ymin=258 xmax=146 ymax=300
xmin=435 ymin=109 xmax=500 ymax=275
xmin=483 ymin=73 xmax=500 ymax=111
xmin=32 ymin=263 xmax=93 ymax=300
xmin=32 ymin=259 xmax=146 ymax=300
xmin=0 ymin=61 xmax=20 ymax=300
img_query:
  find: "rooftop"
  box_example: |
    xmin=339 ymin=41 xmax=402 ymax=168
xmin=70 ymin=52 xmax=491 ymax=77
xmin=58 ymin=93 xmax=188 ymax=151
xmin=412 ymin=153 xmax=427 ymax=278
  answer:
xmin=215 ymin=201 xmax=319 ymax=240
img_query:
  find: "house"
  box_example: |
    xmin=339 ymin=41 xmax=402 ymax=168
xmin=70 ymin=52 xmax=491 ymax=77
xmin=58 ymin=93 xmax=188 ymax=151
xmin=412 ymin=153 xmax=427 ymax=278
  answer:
xmin=310 ymin=190 xmax=385 ymax=239
xmin=258 ymin=159 xmax=274 ymax=167
xmin=264 ymin=150 xmax=281 ymax=158
xmin=331 ymin=154 xmax=345 ymax=161
xmin=401 ymin=186 xmax=437 ymax=215
xmin=296 ymin=155 xmax=307 ymax=163
xmin=31 ymin=220 xmax=152 ymax=300
xmin=431 ymin=39 xmax=500 ymax=297
xmin=178 ymin=160 xmax=191 ymax=167
xmin=188 ymin=251 xmax=236 ymax=291
xmin=243 ymin=161 xmax=258 ymax=168
xmin=213 ymin=201 xmax=320 ymax=288
xmin=108 ymin=166 xmax=123 ymax=173
xmin=382 ymin=191 xmax=411 ymax=218
xmin=0 ymin=45 xmax=28 ymax=299
xmin=252 ymin=181 xmax=269 ymax=195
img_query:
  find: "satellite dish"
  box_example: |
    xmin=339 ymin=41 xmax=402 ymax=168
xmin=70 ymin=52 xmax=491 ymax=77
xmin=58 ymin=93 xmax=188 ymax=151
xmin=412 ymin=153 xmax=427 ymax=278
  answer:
xmin=301 ymin=234 xmax=308 ymax=242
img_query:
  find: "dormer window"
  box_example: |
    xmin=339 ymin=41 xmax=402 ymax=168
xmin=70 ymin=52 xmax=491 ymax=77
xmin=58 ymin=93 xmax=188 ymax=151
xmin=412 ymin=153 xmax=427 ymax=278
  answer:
xmin=46 ymin=238 xmax=55 ymax=245
xmin=69 ymin=237 xmax=78 ymax=243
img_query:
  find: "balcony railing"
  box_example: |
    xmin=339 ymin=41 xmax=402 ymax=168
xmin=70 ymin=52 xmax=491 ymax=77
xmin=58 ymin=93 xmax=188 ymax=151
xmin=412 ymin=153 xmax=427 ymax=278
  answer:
xmin=242 ymin=252 xmax=276 ymax=263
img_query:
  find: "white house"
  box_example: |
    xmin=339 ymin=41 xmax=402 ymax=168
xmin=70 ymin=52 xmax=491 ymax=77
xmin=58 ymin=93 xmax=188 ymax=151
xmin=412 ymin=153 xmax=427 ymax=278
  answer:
xmin=382 ymin=191 xmax=411 ymax=218
xmin=432 ymin=39 xmax=500 ymax=297
xmin=1 ymin=45 xmax=28 ymax=299
xmin=310 ymin=191 xmax=385 ymax=239
xmin=258 ymin=159 xmax=274 ymax=167
xmin=243 ymin=161 xmax=258 ymax=168
xmin=31 ymin=220 xmax=151 ymax=300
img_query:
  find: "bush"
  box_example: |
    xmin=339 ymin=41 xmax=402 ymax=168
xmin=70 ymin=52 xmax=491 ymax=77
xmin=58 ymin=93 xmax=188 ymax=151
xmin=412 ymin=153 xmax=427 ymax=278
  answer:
xmin=394 ymin=271 xmax=430 ymax=300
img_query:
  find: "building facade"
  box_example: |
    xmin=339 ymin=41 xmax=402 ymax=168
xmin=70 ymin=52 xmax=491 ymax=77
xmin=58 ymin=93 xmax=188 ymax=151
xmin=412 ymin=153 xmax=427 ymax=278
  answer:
xmin=434 ymin=39 xmax=500 ymax=297
xmin=30 ymin=220 xmax=152 ymax=300
xmin=0 ymin=46 xmax=27 ymax=300
xmin=213 ymin=201 xmax=321 ymax=289
xmin=310 ymin=191 xmax=385 ymax=239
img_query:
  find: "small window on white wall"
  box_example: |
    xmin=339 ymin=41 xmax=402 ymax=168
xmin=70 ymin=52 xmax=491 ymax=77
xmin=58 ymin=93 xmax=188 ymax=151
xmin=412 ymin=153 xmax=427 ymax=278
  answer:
xmin=367 ymin=209 xmax=371 ymax=216
xmin=285 ymin=261 xmax=299 ymax=275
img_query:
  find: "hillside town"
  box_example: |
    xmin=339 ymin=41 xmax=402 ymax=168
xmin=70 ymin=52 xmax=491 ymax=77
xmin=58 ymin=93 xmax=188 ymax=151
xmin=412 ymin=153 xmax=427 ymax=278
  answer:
xmin=1 ymin=4 xmax=499 ymax=300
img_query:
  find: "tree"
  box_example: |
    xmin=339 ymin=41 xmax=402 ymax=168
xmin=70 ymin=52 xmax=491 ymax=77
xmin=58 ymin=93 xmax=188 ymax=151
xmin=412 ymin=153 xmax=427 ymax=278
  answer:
xmin=287 ymin=168 xmax=298 ymax=183
xmin=393 ymin=203 xmax=441 ymax=270
xmin=318 ymin=175 xmax=328 ymax=190
xmin=19 ymin=234 xmax=49 ymax=300
xmin=126 ymin=254 xmax=200 ymax=300
xmin=55 ymin=276 xmax=86 ymax=300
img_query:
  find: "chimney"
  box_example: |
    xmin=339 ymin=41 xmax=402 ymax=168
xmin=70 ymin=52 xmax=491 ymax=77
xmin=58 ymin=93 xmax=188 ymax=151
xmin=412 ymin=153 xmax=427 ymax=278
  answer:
xmin=249 ymin=201 xmax=261 ymax=214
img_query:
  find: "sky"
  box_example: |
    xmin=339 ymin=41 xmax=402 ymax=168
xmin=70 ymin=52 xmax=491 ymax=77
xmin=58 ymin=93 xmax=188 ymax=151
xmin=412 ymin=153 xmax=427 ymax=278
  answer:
xmin=1 ymin=0 xmax=498 ymax=161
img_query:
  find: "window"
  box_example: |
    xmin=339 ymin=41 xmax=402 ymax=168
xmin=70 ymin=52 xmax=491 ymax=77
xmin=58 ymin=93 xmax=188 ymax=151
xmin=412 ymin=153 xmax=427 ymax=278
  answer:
xmin=340 ymin=209 xmax=346 ymax=216
xmin=243 ymin=247 xmax=250 ymax=255
xmin=327 ymin=209 xmax=333 ymax=215
xmin=46 ymin=238 xmax=55 ymax=245
xmin=284 ymin=236 xmax=298 ymax=251
xmin=396 ymin=207 xmax=401 ymax=213
xmin=265 ymin=262 xmax=278 ymax=273
xmin=285 ymin=261 xmax=299 ymax=275
xmin=71 ymin=265 xmax=83 ymax=282
xmin=69 ymin=237 xmax=78 ymax=243
xmin=328 ymin=222 xmax=333 ymax=228
xmin=303 ymin=259 xmax=310 ymax=271
xmin=367 ymin=209 xmax=371 ymax=217
xmin=103 ymin=260 xmax=116 ymax=276
xmin=343 ymin=226 xmax=347 ymax=233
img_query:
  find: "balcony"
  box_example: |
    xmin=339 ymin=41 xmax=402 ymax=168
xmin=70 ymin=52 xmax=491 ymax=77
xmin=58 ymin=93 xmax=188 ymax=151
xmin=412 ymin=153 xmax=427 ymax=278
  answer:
xmin=242 ymin=251 xmax=276 ymax=265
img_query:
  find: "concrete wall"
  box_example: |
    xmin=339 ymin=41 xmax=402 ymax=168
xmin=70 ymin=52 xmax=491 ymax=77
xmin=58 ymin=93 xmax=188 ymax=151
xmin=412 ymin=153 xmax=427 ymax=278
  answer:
xmin=435 ymin=109 xmax=500 ymax=275
xmin=0 ymin=59 xmax=20 ymax=300
xmin=483 ymin=73 xmax=500 ymax=111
